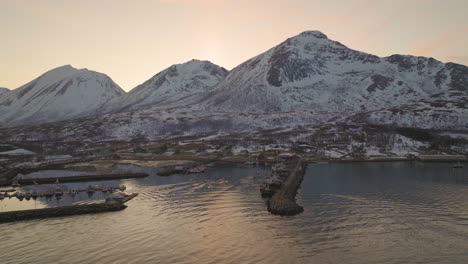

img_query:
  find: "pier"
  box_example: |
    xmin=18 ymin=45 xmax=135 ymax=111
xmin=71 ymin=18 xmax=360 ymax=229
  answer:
xmin=1 ymin=172 xmax=148 ymax=187
xmin=265 ymin=154 xmax=307 ymax=216
xmin=0 ymin=193 xmax=138 ymax=223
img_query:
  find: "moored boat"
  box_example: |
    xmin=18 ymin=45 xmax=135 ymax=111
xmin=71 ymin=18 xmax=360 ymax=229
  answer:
xmin=15 ymin=192 xmax=25 ymax=200
xmin=55 ymin=187 xmax=64 ymax=198
xmin=107 ymin=192 xmax=126 ymax=202
xmin=44 ymin=190 xmax=54 ymax=198
xmin=87 ymin=185 xmax=95 ymax=195
xmin=187 ymin=167 xmax=205 ymax=174
xmin=453 ymin=161 xmax=463 ymax=168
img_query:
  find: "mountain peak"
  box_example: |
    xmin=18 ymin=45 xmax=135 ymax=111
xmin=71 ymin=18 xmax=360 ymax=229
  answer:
xmin=103 ymin=60 xmax=228 ymax=112
xmin=297 ymin=30 xmax=328 ymax=39
xmin=0 ymin=65 xmax=124 ymax=125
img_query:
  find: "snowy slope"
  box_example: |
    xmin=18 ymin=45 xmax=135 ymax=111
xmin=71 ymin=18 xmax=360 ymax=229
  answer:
xmin=0 ymin=31 xmax=466 ymax=143
xmin=103 ymin=60 xmax=228 ymax=113
xmin=192 ymin=31 xmax=466 ymax=114
xmin=0 ymin=65 xmax=125 ymax=125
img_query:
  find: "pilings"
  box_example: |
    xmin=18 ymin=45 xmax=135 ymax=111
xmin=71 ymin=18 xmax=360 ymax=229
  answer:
xmin=267 ymin=159 xmax=307 ymax=216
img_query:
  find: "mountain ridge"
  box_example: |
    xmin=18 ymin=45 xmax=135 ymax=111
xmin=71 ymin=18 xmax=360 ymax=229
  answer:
xmin=0 ymin=65 xmax=125 ymax=125
xmin=101 ymin=59 xmax=228 ymax=113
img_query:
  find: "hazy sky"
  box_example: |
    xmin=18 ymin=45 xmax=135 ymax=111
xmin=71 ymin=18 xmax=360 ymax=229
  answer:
xmin=1 ymin=0 xmax=467 ymax=92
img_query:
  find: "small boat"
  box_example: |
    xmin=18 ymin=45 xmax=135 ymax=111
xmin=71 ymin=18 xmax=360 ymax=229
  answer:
xmin=453 ymin=161 xmax=464 ymax=169
xmin=87 ymin=186 xmax=95 ymax=195
xmin=260 ymin=184 xmax=276 ymax=197
xmin=118 ymin=185 xmax=126 ymax=192
xmin=24 ymin=192 xmax=32 ymax=200
xmin=101 ymin=186 xmax=108 ymax=193
xmin=108 ymin=192 xmax=126 ymax=202
xmin=16 ymin=192 xmax=25 ymax=200
xmin=69 ymin=189 xmax=78 ymax=197
xmin=44 ymin=190 xmax=54 ymax=198
xmin=187 ymin=167 xmax=205 ymax=174
xmin=31 ymin=191 xmax=39 ymax=199
xmin=11 ymin=181 xmax=21 ymax=188
xmin=244 ymin=161 xmax=258 ymax=167
xmin=55 ymin=187 xmax=64 ymax=197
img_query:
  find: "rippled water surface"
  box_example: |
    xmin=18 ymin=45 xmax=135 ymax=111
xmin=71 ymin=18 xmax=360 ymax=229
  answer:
xmin=0 ymin=162 xmax=467 ymax=264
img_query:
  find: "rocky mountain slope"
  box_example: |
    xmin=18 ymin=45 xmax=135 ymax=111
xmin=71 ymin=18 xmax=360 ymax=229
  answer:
xmin=0 ymin=65 xmax=125 ymax=125
xmin=102 ymin=60 xmax=228 ymax=113
xmin=189 ymin=31 xmax=466 ymax=116
xmin=0 ymin=31 xmax=466 ymax=145
xmin=0 ymin=88 xmax=9 ymax=96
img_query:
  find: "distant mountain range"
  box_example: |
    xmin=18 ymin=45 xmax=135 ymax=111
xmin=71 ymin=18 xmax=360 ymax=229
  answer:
xmin=0 ymin=31 xmax=466 ymax=137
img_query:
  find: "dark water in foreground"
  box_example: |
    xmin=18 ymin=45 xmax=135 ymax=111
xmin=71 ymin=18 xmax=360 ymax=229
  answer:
xmin=0 ymin=162 xmax=467 ymax=264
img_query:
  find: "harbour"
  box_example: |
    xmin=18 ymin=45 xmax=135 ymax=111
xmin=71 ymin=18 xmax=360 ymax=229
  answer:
xmin=0 ymin=162 xmax=467 ymax=263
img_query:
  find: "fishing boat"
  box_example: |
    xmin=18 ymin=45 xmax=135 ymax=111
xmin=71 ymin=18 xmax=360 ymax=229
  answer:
xmin=55 ymin=187 xmax=64 ymax=197
xmin=87 ymin=185 xmax=95 ymax=195
xmin=44 ymin=190 xmax=54 ymax=198
xmin=260 ymin=183 xmax=277 ymax=197
xmin=108 ymin=192 xmax=126 ymax=202
xmin=244 ymin=161 xmax=258 ymax=167
xmin=15 ymin=192 xmax=25 ymax=200
xmin=69 ymin=189 xmax=78 ymax=197
xmin=187 ymin=167 xmax=205 ymax=174
xmin=453 ymin=161 xmax=464 ymax=169
xmin=260 ymin=174 xmax=283 ymax=197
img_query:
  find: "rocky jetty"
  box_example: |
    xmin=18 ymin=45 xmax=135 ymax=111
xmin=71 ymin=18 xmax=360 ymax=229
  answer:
xmin=266 ymin=154 xmax=307 ymax=216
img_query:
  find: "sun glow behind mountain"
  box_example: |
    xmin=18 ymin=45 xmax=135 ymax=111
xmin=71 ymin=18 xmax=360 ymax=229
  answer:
xmin=1 ymin=0 xmax=467 ymax=91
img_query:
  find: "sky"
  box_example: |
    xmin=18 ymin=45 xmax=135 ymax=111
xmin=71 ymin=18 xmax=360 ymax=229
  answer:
xmin=1 ymin=0 xmax=467 ymax=92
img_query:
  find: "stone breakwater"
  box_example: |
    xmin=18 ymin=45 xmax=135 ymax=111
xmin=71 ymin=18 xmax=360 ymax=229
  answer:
xmin=267 ymin=159 xmax=307 ymax=216
xmin=0 ymin=193 xmax=139 ymax=223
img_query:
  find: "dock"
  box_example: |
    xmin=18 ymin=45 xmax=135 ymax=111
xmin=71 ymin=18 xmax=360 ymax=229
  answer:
xmin=266 ymin=154 xmax=307 ymax=216
xmin=12 ymin=173 xmax=148 ymax=186
xmin=0 ymin=193 xmax=138 ymax=223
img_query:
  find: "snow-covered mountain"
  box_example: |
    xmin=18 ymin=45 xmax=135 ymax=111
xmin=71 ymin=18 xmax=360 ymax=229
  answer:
xmin=103 ymin=60 xmax=228 ymax=113
xmin=0 ymin=65 xmax=125 ymax=125
xmin=193 ymin=31 xmax=466 ymax=115
xmin=0 ymin=31 xmax=466 ymax=144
